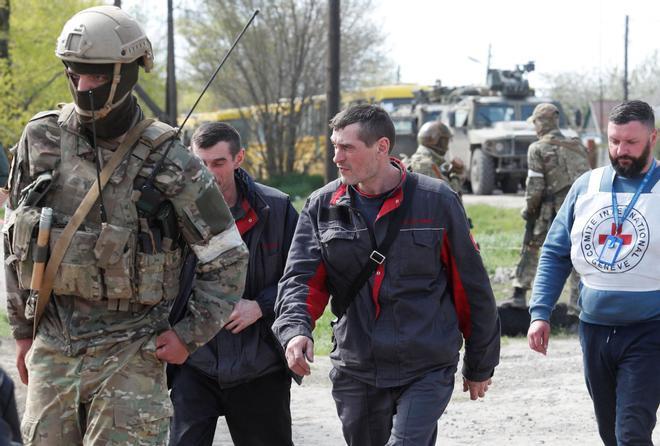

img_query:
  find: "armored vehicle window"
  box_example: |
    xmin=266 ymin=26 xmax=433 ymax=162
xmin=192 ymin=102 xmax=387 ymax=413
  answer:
xmin=422 ymin=110 xmax=441 ymax=125
xmin=393 ymin=119 xmax=415 ymax=136
xmin=475 ymin=104 xmax=515 ymax=126
xmin=455 ymin=109 xmax=469 ymax=127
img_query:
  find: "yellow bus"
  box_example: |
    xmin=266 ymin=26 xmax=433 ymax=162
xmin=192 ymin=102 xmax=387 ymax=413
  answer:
xmin=180 ymin=84 xmax=421 ymax=177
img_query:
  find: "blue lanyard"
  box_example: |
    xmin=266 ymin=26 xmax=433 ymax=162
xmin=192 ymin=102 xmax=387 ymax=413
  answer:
xmin=611 ymin=160 xmax=657 ymax=233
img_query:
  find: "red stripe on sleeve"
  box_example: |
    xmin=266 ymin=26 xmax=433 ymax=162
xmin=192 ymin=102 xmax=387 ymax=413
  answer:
xmin=306 ymin=262 xmax=330 ymax=329
xmin=440 ymin=231 xmax=472 ymax=339
xmin=371 ymin=263 xmax=385 ymax=318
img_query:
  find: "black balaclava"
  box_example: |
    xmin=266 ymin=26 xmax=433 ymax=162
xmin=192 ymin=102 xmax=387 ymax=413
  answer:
xmin=64 ymin=61 xmax=140 ymax=139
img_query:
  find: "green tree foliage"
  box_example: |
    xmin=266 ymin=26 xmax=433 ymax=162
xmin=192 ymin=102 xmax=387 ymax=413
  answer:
xmin=0 ymin=0 xmax=94 ymax=147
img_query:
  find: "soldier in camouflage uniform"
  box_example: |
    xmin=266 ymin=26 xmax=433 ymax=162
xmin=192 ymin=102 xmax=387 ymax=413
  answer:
xmin=501 ymin=103 xmax=590 ymax=310
xmin=2 ymin=6 xmax=248 ymax=445
xmin=402 ymin=120 xmax=465 ymax=195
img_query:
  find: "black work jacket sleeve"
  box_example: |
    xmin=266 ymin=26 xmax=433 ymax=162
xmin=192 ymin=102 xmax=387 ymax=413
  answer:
xmin=273 ymin=195 xmax=329 ymax=349
xmin=440 ymin=192 xmax=501 ymax=382
xmin=254 ymin=197 xmax=299 ymax=321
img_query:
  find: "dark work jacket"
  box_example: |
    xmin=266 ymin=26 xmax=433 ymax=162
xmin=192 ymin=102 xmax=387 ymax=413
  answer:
xmin=273 ymin=160 xmax=500 ymax=387
xmin=178 ymin=168 xmax=298 ymax=387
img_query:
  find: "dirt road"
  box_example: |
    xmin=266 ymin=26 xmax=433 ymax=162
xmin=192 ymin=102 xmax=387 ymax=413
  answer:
xmin=2 ymin=336 xmax=657 ymax=445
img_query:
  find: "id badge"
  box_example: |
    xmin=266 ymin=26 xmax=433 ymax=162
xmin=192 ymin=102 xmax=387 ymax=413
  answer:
xmin=598 ymin=235 xmax=623 ymax=266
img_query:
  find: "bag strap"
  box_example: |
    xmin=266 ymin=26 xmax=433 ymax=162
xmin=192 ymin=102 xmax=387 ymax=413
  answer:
xmin=32 ymin=118 xmax=155 ymax=338
xmin=335 ymin=174 xmax=417 ymax=318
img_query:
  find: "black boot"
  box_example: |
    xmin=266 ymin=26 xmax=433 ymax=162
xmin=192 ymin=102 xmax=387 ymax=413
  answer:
xmin=500 ymin=287 xmax=527 ymax=309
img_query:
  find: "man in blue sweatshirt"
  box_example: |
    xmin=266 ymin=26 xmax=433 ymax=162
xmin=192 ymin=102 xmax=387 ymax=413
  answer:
xmin=528 ymin=100 xmax=660 ymax=446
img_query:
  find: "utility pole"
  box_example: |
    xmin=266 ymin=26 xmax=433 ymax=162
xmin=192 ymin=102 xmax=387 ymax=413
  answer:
xmin=0 ymin=0 xmax=9 ymax=60
xmin=325 ymin=0 xmax=340 ymax=183
xmin=486 ymin=43 xmax=492 ymax=83
xmin=165 ymin=0 xmax=177 ymax=126
xmin=623 ymin=15 xmax=629 ymax=101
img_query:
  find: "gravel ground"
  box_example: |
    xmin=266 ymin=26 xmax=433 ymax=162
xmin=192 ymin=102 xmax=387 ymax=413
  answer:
xmin=2 ymin=336 xmax=657 ymax=445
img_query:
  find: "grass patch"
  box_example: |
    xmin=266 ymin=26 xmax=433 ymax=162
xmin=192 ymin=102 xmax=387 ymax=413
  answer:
xmin=264 ymin=173 xmax=324 ymax=202
xmin=466 ymin=204 xmax=524 ymax=276
xmin=0 ymin=311 xmax=11 ymax=338
xmin=310 ymin=203 xmax=527 ymax=355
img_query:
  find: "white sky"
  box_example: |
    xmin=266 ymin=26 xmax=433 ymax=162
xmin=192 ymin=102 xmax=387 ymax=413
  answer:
xmin=119 ymin=0 xmax=660 ymax=94
xmin=374 ymin=0 xmax=660 ymax=91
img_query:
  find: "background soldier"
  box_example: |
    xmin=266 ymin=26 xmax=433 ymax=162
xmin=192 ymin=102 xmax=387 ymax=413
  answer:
xmin=402 ymin=120 xmax=465 ymax=195
xmin=501 ymin=103 xmax=590 ymax=310
xmin=169 ymin=122 xmax=298 ymax=446
xmin=3 ymin=6 xmax=248 ymax=444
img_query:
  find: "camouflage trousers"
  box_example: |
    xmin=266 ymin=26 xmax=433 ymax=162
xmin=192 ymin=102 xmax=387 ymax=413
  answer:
xmin=513 ymin=231 xmax=580 ymax=306
xmin=21 ymin=334 xmax=171 ymax=445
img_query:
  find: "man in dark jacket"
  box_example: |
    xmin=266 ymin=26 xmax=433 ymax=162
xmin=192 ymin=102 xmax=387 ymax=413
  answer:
xmin=169 ymin=122 xmax=298 ymax=446
xmin=273 ymin=104 xmax=500 ymax=446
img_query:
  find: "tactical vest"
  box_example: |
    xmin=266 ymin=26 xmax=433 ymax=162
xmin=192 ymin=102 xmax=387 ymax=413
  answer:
xmin=541 ymin=134 xmax=591 ymax=195
xmin=5 ymin=105 xmax=182 ymax=310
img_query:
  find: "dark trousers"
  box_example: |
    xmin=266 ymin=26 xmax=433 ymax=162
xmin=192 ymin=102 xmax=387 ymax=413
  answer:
xmin=579 ymin=320 xmax=660 ymax=446
xmin=0 ymin=368 xmax=20 ymax=444
xmin=168 ymin=364 xmax=293 ymax=446
xmin=330 ymin=366 xmax=455 ymax=446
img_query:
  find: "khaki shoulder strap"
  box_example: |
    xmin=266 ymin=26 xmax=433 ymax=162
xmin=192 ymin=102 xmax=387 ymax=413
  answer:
xmin=32 ymin=118 xmax=155 ymax=338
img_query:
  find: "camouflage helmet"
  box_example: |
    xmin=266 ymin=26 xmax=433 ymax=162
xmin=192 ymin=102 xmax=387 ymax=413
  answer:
xmin=56 ymin=6 xmax=153 ymax=121
xmin=417 ymin=121 xmax=452 ymax=155
xmin=56 ymin=6 xmax=153 ymax=70
xmin=527 ymin=103 xmax=559 ymax=136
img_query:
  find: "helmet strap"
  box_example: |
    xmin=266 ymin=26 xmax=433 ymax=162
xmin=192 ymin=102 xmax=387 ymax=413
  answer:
xmin=72 ymin=62 xmax=124 ymax=121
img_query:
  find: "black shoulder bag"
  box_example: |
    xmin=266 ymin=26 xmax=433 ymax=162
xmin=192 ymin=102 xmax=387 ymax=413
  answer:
xmin=332 ymin=174 xmax=417 ymax=318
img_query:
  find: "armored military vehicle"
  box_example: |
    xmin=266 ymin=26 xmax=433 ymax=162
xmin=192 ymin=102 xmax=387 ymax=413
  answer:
xmin=393 ymin=63 xmax=575 ymax=194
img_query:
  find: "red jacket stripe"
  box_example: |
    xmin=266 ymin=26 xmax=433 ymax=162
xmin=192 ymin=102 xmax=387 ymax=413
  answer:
xmin=441 ymin=231 xmax=472 ymax=339
xmin=306 ymin=262 xmax=330 ymax=329
xmin=371 ymin=263 xmax=385 ymax=318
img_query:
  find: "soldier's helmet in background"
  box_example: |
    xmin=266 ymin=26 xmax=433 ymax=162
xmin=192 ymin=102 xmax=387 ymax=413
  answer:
xmin=417 ymin=121 xmax=452 ymax=156
xmin=527 ymin=103 xmax=559 ymax=135
xmin=56 ymin=6 xmax=153 ymax=120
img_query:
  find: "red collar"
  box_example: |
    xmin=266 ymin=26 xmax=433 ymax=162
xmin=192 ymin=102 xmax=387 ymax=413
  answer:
xmin=235 ymin=198 xmax=258 ymax=235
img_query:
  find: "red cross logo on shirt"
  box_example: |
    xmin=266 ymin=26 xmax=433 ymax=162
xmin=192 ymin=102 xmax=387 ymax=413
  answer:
xmin=598 ymin=223 xmax=633 ymax=245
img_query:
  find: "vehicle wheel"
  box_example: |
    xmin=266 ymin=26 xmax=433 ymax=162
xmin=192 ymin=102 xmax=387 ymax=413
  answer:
xmin=501 ymin=176 xmax=519 ymax=194
xmin=470 ymin=149 xmax=495 ymax=195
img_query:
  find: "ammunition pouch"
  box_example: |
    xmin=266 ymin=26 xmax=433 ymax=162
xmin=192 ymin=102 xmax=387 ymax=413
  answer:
xmin=18 ymin=172 xmax=53 ymax=208
xmin=49 ymin=228 xmax=103 ymax=300
xmin=6 ymin=205 xmax=182 ymax=306
xmin=3 ymin=205 xmax=41 ymax=289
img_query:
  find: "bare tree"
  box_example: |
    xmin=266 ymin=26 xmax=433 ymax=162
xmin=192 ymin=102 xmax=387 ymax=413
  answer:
xmin=540 ymin=67 xmax=623 ymax=124
xmin=181 ymin=0 xmax=393 ymax=177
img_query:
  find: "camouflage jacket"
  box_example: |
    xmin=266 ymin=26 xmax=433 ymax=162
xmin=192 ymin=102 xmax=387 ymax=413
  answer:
xmin=403 ymin=145 xmax=463 ymax=195
xmin=525 ymin=129 xmax=591 ymax=219
xmin=3 ymin=103 xmax=248 ymax=355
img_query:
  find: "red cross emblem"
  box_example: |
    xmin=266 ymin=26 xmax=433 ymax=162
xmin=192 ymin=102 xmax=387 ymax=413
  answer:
xmin=598 ymin=223 xmax=633 ymax=245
